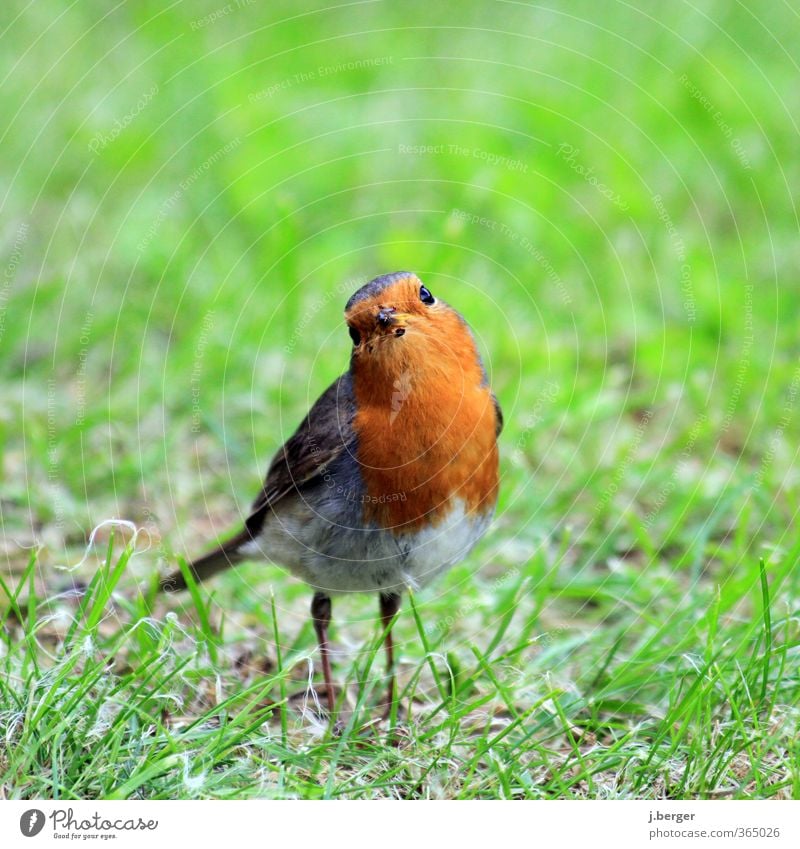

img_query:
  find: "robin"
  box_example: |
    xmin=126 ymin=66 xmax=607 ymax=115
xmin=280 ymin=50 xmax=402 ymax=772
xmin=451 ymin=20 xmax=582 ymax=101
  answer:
xmin=162 ymin=271 xmax=502 ymax=719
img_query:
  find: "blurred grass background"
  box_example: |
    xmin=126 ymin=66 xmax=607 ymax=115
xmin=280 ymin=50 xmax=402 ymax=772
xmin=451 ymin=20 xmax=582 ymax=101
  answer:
xmin=1 ymin=0 xmax=799 ymax=798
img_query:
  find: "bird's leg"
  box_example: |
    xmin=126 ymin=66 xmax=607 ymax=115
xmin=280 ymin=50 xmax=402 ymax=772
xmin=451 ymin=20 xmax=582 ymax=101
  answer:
xmin=379 ymin=592 xmax=402 ymax=717
xmin=311 ymin=591 xmax=336 ymax=716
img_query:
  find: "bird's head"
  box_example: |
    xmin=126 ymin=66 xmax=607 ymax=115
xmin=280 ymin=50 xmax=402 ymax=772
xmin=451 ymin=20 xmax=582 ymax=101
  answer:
xmin=344 ymin=271 xmax=442 ymax=357
xmin=343 ymin=271 xmax=486 ymax=395
xmin=344 ymin=271 xmax=447 ymax=357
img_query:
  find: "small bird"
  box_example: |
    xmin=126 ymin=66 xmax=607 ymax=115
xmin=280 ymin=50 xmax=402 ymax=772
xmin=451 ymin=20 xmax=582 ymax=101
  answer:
xmin=162 ymin=271 xmax=502 ymax=718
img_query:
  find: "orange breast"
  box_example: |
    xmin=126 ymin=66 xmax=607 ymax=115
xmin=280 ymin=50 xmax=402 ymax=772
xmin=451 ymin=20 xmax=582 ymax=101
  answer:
xmin=351 ymin=314 xmax=499 ymax=532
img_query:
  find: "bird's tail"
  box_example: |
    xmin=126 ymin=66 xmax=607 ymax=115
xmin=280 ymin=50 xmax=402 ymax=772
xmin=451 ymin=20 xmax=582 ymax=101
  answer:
xmin=160 ymin=530 xmax=250 ymax=592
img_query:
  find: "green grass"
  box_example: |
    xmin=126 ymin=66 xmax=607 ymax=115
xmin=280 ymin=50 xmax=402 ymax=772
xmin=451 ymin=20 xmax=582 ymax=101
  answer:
xmin=1 ymin=540 xmax=796 ymax=798
xmin=1 ymin=0 xmax=799 ymax=799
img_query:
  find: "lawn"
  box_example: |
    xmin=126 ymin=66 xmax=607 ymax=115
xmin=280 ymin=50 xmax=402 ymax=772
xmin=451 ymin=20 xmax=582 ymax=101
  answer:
xmin=1 ymin=0 xmax=799 ymax=799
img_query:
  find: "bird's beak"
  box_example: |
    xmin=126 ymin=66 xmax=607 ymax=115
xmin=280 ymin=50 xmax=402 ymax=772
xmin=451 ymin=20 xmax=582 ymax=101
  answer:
xmin=348 ymin=309 xmax=412 ymax=355
xmin=374 ymin=309 xmax=411 ymax=335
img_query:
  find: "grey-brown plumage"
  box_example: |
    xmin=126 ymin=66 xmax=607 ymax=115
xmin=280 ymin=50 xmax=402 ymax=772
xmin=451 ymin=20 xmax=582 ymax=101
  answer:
xmin=159 ymin=373 xmax=356 ymax=592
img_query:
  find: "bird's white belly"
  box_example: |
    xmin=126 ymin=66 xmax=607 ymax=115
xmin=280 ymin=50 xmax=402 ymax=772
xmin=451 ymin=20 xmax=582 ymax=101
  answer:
xmin=242 ymin=498 xmax=492 ymax=594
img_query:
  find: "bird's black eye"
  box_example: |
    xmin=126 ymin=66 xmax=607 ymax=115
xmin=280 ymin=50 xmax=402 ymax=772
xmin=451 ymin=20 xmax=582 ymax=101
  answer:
xmin=419 ymin=285 xmax=435 ymax=305
xmin=348 ymin=325 xmax=361 ymax=345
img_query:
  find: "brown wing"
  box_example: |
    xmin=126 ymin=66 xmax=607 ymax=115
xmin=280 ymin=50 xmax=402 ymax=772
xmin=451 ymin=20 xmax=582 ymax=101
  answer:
xmin=492 ymin=392 xmax=504 ymax=437
xmin=161 ymin=372 xmax=356 ymax=592
xmin=244 ymin=371 xmax=356 ymax=537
